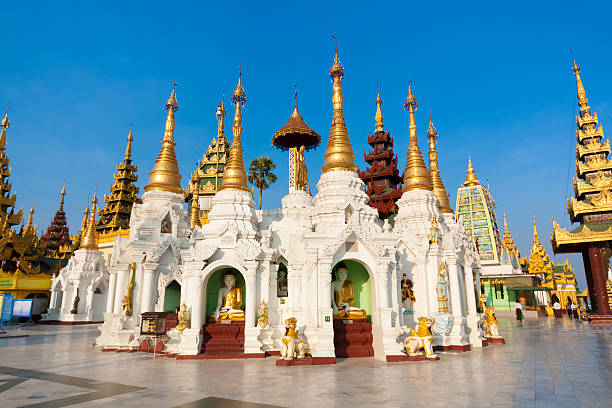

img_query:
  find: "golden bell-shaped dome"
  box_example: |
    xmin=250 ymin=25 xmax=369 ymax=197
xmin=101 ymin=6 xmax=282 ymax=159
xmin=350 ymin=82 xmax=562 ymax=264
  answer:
xmin=219 ymin=73 xmax=250 ymax=192
xmin=272 ymin=85 xmax=321 ymax=151
xmin=321 ymin=49 xmax=357 ymax=173
xmin=464 ymin=155 xmax=480 ymax=187
xmin=402 ymin=81 xmax=432 ymax=192
xmin=144 ymin=86 xmax=183 ymax=195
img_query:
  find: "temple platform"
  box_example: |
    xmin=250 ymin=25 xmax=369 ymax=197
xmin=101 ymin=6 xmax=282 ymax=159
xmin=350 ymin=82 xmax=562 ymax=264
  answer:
xmin=485 ymin=336 xmax=506 ymax=344
xmin=588 ymin=314 xmax=612 ymax=325
xmin=333 ymin=319 xmax=373 ymax=358
xmin=200 ymin=321 xmax=245 ymax=356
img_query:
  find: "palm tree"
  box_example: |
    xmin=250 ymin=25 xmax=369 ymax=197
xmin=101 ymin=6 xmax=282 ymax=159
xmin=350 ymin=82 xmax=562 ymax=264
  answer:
xmin=248 ymin=156 xmax=277 ymax=210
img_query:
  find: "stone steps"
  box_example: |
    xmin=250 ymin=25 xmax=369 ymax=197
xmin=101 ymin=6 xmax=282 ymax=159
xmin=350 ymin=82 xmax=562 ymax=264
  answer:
xmin=333 ymin=319 xmax=374 ymax=358
xmin=201 ymin=322 xmax=245 ymax=355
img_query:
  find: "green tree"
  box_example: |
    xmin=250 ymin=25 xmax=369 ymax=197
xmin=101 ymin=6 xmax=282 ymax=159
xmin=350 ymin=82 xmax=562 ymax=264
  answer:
xmin=248 ymin=156 xmax=277 ymax=210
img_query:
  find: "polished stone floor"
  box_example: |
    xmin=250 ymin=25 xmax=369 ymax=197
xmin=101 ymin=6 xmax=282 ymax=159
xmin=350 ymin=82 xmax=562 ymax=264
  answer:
xmin=0 ymin=317 xmax=610 ymax=408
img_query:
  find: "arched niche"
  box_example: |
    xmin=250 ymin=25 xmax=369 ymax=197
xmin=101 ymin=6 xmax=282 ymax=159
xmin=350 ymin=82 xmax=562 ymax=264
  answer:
xmin=163 ymin=280 xmax=181 ymax=312
xmin=204 ymin=268 xmax=246 ymax=320
xmin=332 ymin=259 xmax=373 ymax=319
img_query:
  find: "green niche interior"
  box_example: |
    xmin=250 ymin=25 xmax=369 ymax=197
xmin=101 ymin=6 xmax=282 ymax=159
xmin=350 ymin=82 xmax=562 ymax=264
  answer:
xmin=163 ymin=280 xmax=181 ymax=312
xmin=205 ymin=268 xmax=246 ymax=318
xmin=333 ymin=259 xmax=372 ymax=319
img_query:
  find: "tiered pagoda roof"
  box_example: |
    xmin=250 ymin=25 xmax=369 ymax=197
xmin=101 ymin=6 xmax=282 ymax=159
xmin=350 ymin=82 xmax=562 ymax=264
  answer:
xmin=40 ymin=185 xmax=72 ymax=258
xmin=359 ymin=92 xmax=402 ymax=219
xmin=185 ymin=99 xmax=231 ymax=224
xmin=0 ymin=112 xmax=45 ymax=275
xmin=552 ymin=60 xmax=612 ymax=251
xmin=95 ymin=129 xmax=139 ymax=242
xmin=528 ymin=219 xmax=554 ymax=288
xmin=500 ymin=214 xmax=521 ymax=269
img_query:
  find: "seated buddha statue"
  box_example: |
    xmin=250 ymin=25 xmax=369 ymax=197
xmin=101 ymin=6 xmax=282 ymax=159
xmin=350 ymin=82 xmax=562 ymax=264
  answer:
xmin=331 ymin=263 xmax=367 ymax=320
xmin=210 ymin=273 xmax=245 ymax=322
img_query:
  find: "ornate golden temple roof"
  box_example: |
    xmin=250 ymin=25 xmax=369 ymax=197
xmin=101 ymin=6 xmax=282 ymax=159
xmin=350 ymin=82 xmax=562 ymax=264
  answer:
xmin=219 ymin=73 xmax=250 ymax=192
xmin=272 ymin=85 xmax=321 ymax=151
xmin=528 ymin=218 xmax=554 ymax=287
xmin=427 ymin=116 xmax=452 ymax=212
xmin=402 ymin=81 xmax=432 ymax=192
xmin=321 ymin=48 xmax=358 ymax=173
xmin=144 ymin=85 xmax=183 ymax=195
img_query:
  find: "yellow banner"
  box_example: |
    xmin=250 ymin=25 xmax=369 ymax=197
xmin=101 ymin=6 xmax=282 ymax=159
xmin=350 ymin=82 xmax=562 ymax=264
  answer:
xmin=0 ymin=278 xmax=15 ymax=289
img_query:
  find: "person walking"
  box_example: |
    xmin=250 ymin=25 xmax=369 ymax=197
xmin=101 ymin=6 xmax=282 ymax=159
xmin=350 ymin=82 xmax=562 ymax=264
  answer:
xmin=553 ymin=301 xmax=562 ymax=319
xmin=571 ymin=303 xmax=579 ymax=319
xmin=515 ymin=301 xmax=524 ymax=321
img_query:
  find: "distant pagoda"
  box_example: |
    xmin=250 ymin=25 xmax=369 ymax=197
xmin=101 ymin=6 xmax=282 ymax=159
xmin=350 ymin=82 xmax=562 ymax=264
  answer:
xmin=185 ymin=99 xmax=231 ymax=225
xmin=500 ymin=214 xmax=521 ymax=270
xmin=551 ymin=59 xmax=612 ymax=321
xmin=359 ymin=92 xmax=402 ymax=219
xmin=95 ymin=128 xmax=139 ymax=242
xmin=0 ymin=111 xmax=44 ymax=279
xmin=40 ymin=185 xmax=72 ymax=258
xmin=455 ymin=157 xmax=502 ymax=263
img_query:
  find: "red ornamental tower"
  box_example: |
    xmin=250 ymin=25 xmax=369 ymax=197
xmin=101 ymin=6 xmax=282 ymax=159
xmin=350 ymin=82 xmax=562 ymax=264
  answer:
xmin=359 ymin=92 xmax=403 ymax=219
xmin=40 ymin=185 xmax=71 ymax=258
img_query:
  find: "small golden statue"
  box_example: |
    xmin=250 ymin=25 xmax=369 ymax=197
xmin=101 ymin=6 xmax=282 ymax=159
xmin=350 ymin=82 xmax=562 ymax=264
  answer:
xmin=401 ymin=274 xmax=415 ymax=310
xmin=295 ymin=145 xmax=307 ymax=191
xmin=280 ymin=317 xmax=306 ymax=360
xmin=209 ymin=272 xmax=245 ymax=322
xmin=176 ymin=303 xmax=191 ymax=332
xmin=331 ymin=262 xmax=367 ymax=320
xmin=404 ymin=316 xmax=437 ymax=359
xmin=257 ymin=300 xmax=268 ymax=328
xmin=483 ymin=306 xmax=501 ymax=338
xmin=479 ymin=293 xmax=487 ymax=312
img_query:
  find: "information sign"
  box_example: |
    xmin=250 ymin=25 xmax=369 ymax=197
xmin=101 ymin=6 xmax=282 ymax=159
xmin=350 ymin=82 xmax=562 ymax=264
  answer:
xmin=12 ymin=299 xmax=33 ymax=317
xmin=1 ymin=294 xmax=14 ymax=322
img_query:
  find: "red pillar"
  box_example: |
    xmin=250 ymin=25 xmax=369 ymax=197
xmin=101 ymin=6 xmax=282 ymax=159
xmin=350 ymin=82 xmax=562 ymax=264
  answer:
xmin=582 ymin=250 xmax=596 ymax=311
xmin=587 ymin=246 xmax=611 ymax=315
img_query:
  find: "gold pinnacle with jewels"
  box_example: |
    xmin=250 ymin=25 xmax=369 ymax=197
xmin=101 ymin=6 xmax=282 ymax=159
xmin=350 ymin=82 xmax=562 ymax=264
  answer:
xmin=144 ymin=84 xmax=183 ymax=194
xmin=427 ymin=116 xmax=452 ymax=212
xmin=219 ymin=72 xmax=250 ymax=192
xmin=321 ymin=46 xmax=358 ymax=173
xmin=402 ymin=80 xmax=432 ymax=192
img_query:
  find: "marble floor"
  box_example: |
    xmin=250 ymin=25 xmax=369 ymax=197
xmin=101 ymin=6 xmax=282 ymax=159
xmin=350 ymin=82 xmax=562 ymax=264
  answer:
xmin=0 ymin=317 xmax=610 ymax=408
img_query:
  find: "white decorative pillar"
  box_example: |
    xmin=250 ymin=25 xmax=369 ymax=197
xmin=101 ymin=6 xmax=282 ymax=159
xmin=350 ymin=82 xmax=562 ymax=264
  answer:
xmin=318 ymin=258 xmax=333 ymax=327
xmin=244 ymin=261 xmax=258 ymax=328
xmin=60 ymin=283 xmax=72 ymax=315
xmin=463 ymin=264 xmax=477 ymax=316
xmin=141 ymin=263 xmax=157 ymax=313
xmin=447 ymin=262 xmax=463 ymax=317
xmin=113 ymin=265 xmax=128 ymax=313
xmin=49 ymin=289 xmax=57 ymax=310
xmin=191 ymin=277 xmax=204 ymax=330
xmin=106 ymin=269 xmax=117 ymax=314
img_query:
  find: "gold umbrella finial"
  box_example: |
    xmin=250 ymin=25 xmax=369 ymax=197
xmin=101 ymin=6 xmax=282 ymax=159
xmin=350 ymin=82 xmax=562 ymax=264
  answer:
xmin=59 ymin=183 xmax=66 ymax=210
xmin=402 ymin=79 xmax=432 ymax=192
xmin=125 ymin=124 xmax=134 ymax=160
xmin=216 ymin=96 xmax=226 ymax=140
xmin=571 ymin=55 xmax=587 ymax=104
xmin=464 ymin=155 xmax=480 ymax=187
xmin=427 ymin=114 xmax=452 ymax=212
xmin=321 ymin=36 xmax=357 ymax=173
xmin=144 ymin=84 xmax=183 ymax=194
xmin=219 ymin=71 xmax=250 ymax=192
xmin=375 ymin=86 xmax=384 ymax=132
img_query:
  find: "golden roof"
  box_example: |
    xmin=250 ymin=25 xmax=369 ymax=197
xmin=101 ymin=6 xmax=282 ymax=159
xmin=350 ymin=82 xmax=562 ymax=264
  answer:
xmin=463 ymin=155 xmax=480 ymax=187
xmin=321 ymin=48 xmax=358 ymax=173
xmin=528 ymin=218 xmax=553 ymax=281
xmin=427 ymin=116 xmax=452 ymax=212
xmin=144 ymin=85 xmax=182 ymax=195
xmin=402 ymin=81 xmax=432 ymax=192
xmin=501 ymin=213 xmax=518 ymax=253
xmin=551 ymin=218 xmax=612 ymax=250
xmin=219 ymin=74 xmax=250 ymax=192
xmin=272 ymin=85 xmax=321 ymax=151
xmin=576 ymin=139 xmax=610 ymax=159
xmin=79 ymin=194 xmax=99 ymax=250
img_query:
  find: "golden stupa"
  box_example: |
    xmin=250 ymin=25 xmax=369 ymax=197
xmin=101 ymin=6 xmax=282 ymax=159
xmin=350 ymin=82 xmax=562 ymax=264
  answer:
xmin=402 ymin=81 xmax=432 ymax=192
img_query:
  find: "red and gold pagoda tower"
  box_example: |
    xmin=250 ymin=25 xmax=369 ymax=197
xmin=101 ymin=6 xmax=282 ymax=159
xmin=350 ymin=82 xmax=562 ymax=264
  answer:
xmin=359 ymin=92 xmax=402 ymax=219
xmin=551 ymin=59 xmax=612 ymax=322
xmin=40 ymin=185 xmax=72 ymax=258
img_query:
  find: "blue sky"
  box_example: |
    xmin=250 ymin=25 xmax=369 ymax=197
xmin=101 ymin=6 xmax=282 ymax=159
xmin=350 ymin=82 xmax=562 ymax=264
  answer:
xmin=2 ymin=1 xmax=612 ymax=288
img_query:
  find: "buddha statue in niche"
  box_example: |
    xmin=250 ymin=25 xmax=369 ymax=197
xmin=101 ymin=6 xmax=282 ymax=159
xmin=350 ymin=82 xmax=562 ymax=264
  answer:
xmin=331 ymin=262 xmax=367 ymax=320
xmin=210 ymin=272 xmax=245 ymax=322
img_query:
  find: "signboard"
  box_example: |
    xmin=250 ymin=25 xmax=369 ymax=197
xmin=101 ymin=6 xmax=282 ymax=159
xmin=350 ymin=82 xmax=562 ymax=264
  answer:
xmin=0 ymin=278 xmax=15 ymax=289
xmin=12 ymin=299 xmax=33 ymax=317
xmin=140 ymin=312 xmax=169 ymax=336
xmin=1 ymin=294 xmax=14 ymax=322
xmin=506 ymin=276 xmax=539 ymax=289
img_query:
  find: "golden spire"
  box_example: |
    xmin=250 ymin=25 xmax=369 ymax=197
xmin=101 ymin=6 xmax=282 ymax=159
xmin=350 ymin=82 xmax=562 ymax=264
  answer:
xmin=501 ymin=213 xmax=518 ymax=253
xmin=464 ymin=155 xmax=480 ymax=187
xmin=144 ymin=84 xmax=183 ymax=195
xmin=375 ymin=90 xmax=384 ymax=132
xmin=0 ymin=103 xmax=9 ymax=151
xmin=27 ymin=204 xmax=34 ymax=228
xmin=218 ymin=72 xmax=250 ymax=192
xmin=216 ymin=97 xmax=226 ymax=141
xmin=80 ymin=203 xmax=89 ymax=234
xmin=125 ymin=127 xmax=133 ymax=160
xmin=79 ymin=193 xmax=99 ymax=250
xmin=321 ymin=45 xmax=358 ymax=173
xmin=402 ymin=80 xmax=432 ymax=192
xmin=190 ymin=190 xmax=201 ymax=229
xmin=533 ymin=217 xmax=539 ymax=242
xmin=504 ymin=212 xmax=509 ymax=232
xmin=427 ymin=115 xmax=452 ymax=212
xmin=572 ymin=58 xmax=587 ymax=105
xmin=59 ymin=184 xmax=66 ymax=211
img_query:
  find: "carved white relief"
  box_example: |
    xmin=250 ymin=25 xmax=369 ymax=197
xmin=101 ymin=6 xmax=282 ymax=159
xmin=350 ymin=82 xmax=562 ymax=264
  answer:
xmin=236 ymin=238 xmax=261 ymax=261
